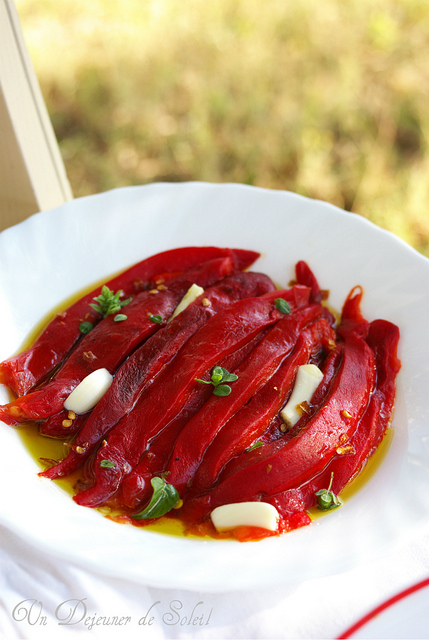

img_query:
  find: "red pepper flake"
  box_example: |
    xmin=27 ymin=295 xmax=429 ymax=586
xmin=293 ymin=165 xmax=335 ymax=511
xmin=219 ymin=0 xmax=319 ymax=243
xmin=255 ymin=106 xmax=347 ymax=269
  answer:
xmin=296 ymin=401 xmax=311 ymax=416
xmin=341 ymin=409 xmax=352 ymax=419
xmin=336 ymin=444 xmax=356 ymax=456
xmin=157 ymin=284 xmax=167 ymax=291
xmin=83 ymin=351 xmax=97 ymax=363
xmin=57 ymin=311 xmax=67 ymax=319
xmin=149 ymin=289 xmax=159 ymax=295
xmin=40 ymin=457 xmax=61 ymax=468
xmin=202 ymin=298 xmax=211 ymax=307
xmin=62 ymin=409 xmax=76 ymax=428
xmin=266 ymin=464 xmax=273 ymax=474
xmin=321 ymin=289 xmax=330 ymax=301
xmin=133 ymin=278 xmax=150 ymax=292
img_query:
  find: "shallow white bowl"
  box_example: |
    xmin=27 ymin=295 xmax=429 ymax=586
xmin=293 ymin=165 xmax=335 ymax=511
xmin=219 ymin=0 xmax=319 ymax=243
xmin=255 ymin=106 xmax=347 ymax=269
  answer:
xmin=1 ymin=182 xmax=428 ymax=591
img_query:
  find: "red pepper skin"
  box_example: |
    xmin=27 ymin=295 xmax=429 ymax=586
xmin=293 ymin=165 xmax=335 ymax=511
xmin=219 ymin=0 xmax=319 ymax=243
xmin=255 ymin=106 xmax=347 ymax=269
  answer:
xmin=324 ymin=319 xmax=400 ymax=493
xmin=190 ymin=318 xmax=337 ymax=496
xmin=73 ymin=290 xmax=297 ymax=508
xmin=38 ymin=410 xmax=86 ymax=439
xmin=0 ymin=246 xmax=259 ymax=396
xmin=165 ymin=304 xmax=332 ymax=496
xmin=295 ymin=261 xmax=323 ymax=302
xmin=184 ymin=329 xmax=375 ymax=518
xmin=115 ymin=325 xmax=273 ymax=510
xmin=246 ymin=342 xmax=344 ymax=449
xmin=266 ymin=318 xmax=401 ymax=524
xmin=39 ymin=411 xmax=88 ymax=439
xmin=39 ymin=271 xmax=276 ymax=478
xmin=325 ymin=305 xmax=400 ymax=493
xmin=40 ymin=270 xmax=275 ymax=440
xmin=116 ymin=389 xmax=214 ymax=509
xmin=0 ymin=256 xmax=236 ymax=425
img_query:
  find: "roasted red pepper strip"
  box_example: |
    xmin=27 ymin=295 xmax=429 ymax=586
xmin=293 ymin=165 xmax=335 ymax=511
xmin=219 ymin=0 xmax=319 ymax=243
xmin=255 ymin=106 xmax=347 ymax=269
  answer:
xmin=338 ymin=285 xmax=369 ymax=339
xmin=40 ymin=271 xmax=276 ymax=478
xmin=190 ymin=317 xmax=337 ymax=496
xmin=266 ymin=318 xmax=400 ymax=525
xmin=184 ymin=329 xmax=375 ymax=517
xmin=295 ymin=261 xmax=323 ymax=302
xmin=325 ymin=318 xmax=400 ymax=492
xmin=92 ymin=287 xmax=315 ymax=509
xmin=115 ymin=326 xmax=274 ymax=509
xmin=0 ymin=246 xmax=259 ymax=396
xmin=73 ymin=290 xmax=297 ymax=508
xmin=39 ymin=271 xmax=275 ymax=440
xmin=39 ymin=410 xmax=89 ymax=439
xmin=244 ymin=342 xmax=344 ymax=449
xmin=39 ymin=411 xmax=88 ymax=438
xmin=165 ymin=303 xmax=332 ymax=496
xmin=0 ymin=256 xmax=236 ymax=425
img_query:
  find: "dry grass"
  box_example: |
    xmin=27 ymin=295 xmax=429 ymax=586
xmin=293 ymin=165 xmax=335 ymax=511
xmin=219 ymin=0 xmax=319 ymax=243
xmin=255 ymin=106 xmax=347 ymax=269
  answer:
xmin=16 ymin=0 xmax=429 ymax=256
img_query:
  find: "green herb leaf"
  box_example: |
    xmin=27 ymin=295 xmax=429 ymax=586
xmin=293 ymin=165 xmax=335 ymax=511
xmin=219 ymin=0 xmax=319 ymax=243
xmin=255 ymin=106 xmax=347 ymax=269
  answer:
xmin=194 ymin=377 xmax=212 ymax=386
xmin=79 ymin=321 xmax=94 ymax=335
xmin=89 ymin=286 xmax=132 ymax=318
xmin=213 ymin=384 xmax=232 ymax=397
xmin=131 ymin=477 xmax=179 ymax=520
xmin=149 ymin=313 xmax=163 ymax=324
xmin=113 ymin=313 xmax=127 ymax=322
xmin=221 ymin=373 xmax=239 ymax=384
xmin=195 ymin=366 xmax=238 ymax=396
xmin=215 ymin=366 xmax=238 ymax=384
xmin=315 ymin=472 xmax=341 ymax=511
xmin=275 ymin=298 xmax=291 ymax=315
xmin=246 ymin=441 xmax=264 ymax=452
xmin=100 ymin=459 xmax=116 ymax=468
xmin=211 ymin=366 xmax=224 ymax=385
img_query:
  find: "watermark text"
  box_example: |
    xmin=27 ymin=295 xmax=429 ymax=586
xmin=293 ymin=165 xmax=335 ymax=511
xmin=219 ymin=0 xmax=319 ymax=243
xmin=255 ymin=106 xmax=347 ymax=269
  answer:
xmin=12 ymin=598 xmax=213 ymax=630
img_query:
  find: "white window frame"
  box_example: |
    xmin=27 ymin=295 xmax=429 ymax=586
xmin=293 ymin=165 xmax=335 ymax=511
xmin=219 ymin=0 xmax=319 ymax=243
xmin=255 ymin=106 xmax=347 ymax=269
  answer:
xmin=0 ymin=0 xmax=72 ymax=231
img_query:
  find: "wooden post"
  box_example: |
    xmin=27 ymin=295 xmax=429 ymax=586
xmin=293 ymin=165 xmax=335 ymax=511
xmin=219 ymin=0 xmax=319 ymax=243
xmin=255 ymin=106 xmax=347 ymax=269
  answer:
xmin=0 ymin=0 xmax=73 ymax=232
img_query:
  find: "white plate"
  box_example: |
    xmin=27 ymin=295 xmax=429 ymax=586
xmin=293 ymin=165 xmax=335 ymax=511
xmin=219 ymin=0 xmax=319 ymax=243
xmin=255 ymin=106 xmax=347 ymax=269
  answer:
xmin=1 ymin=182 xmax=429 ymax=592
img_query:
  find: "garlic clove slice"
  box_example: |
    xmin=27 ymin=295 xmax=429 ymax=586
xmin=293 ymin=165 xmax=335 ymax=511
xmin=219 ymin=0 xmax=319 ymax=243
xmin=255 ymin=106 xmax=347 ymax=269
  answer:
xmin=64 ymin=368 xmax=113 ymax=414
xmin=168 ymin=283 xmax=204 ymax=321
xmin=280 ymin=364 xmax=324 ymax=428
xmin=210 ymin=501 xmax=279 ymax=533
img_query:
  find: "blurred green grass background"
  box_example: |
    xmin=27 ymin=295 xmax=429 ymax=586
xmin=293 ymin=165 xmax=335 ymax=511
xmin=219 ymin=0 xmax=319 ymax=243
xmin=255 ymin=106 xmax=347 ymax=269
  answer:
xmin=16 ymin=0 xmax=429 ymax=257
